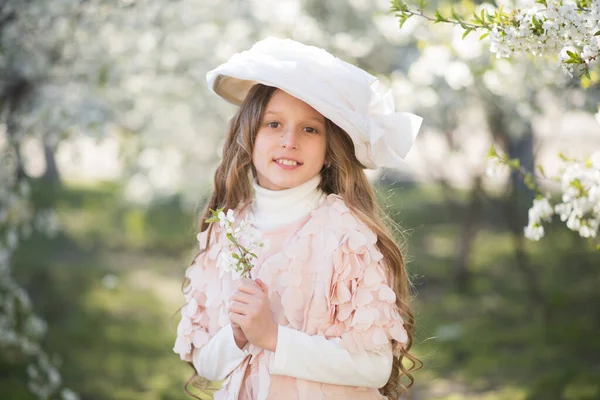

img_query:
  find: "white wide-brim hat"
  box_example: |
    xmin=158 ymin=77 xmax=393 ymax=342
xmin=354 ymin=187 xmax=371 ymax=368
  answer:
xmin=206 ymin=37 xmax=422 ymax=170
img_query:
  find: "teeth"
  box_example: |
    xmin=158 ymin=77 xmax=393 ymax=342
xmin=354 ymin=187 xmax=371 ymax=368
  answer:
xmin=276 ymin=159 xmax=298 ymax=166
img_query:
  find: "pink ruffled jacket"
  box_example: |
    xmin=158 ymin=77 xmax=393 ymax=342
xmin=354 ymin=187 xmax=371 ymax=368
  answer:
xmin=174 ymin=194 xmax=408 ymax=399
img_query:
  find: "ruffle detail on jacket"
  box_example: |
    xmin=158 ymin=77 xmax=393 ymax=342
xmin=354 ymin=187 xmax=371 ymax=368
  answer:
xmin=173 ymin=226 xmax=233 ymax=362
xmin=320 ymin=195 xmax=409 ymax=357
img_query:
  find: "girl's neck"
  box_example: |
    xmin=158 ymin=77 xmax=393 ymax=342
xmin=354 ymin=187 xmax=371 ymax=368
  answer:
xmin=251 ymin=174 xmax=325 ymax=231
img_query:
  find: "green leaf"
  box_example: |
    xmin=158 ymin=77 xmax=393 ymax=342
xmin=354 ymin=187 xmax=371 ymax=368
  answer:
xmin=435 ymin=9 xmax=447 ymax=22
xmin=451 ymin=8 xmax=460 ymax=20
xmin=596 ymin=243 xmax=600 ymax=251
xmin=210 ymin=207 xmax=224 ymax=215
xmin=479 ymin=32 xmax=490 ymax=41
xmin=390 ymin=0 xmax=408 ymax=12
xmin=398 ymin=14 xmax=412 ymax=29
xmin=595 ymin=31 xmax=600 ymax=36
xmin=558 ymin=152 xmax=570 ymax=162
xmin=536 ymin=164 xmax=546 ymax=177
xmin=487 ymin=146 xmax=498 ymax=158
xmin=570 ymin=179 xmax=584 ymax=192
xmin=462 ymin=28 xmax=473 ymax=39
xmin=524 ymin=174 xmax=537 ymax=190
xmin=507 ymin=158 xmax=520 ymax=169
xmin=577 ymin=68 xmax=590 ymax=78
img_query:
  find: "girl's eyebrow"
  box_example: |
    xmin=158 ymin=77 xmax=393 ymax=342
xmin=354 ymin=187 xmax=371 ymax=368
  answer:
xmin=264 ymin=110 xmax=325 ymax=125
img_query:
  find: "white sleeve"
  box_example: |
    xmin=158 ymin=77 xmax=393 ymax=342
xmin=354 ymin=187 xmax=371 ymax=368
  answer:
xmin=270 ymin=325 xmax=393 ymax=388
xmin=192 ymin=325 xmax=249 ymax=381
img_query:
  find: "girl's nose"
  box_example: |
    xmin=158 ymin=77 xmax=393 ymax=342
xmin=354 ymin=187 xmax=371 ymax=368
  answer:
xmin=280 ymin=128 xmax=298 ymax=149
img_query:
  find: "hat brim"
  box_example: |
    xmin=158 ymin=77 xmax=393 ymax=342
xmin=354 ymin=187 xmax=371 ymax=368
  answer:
xmin=213 ymin=75 xmax=259 ymax=106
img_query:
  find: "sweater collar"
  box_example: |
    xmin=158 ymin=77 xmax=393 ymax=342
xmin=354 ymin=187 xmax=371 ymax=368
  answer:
xmin=251 ymin=174 xmax=325 ymax=231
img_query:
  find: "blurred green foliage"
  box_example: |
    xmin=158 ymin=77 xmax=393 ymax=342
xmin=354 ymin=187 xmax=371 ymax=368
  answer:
xmin=2 ymin=181 xmax=599 ymax=399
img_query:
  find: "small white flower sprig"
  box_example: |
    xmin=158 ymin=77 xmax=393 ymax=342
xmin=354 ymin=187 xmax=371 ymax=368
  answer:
xmin=205 ymin=208 xmax=265 ymax=279
xmin=390 ymin=0 xmax=600 ymax=79
xmin=486 ymin=147 xmax=600 ymax=249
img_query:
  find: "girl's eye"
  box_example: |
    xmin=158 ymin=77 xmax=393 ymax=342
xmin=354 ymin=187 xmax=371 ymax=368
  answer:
xmin=266 ymin=122 xmax=280 ymax=129
xmin=304 ymin=126 xmax=318 ymax=134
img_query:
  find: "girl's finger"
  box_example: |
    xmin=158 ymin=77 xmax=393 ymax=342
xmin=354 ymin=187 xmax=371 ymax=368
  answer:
xmin=236 ymin=281 xmax=262 ymax=296
xmin=255 ymin=279 xmax=269 ymax=294
xmin=228 ymin=301 xmax=251 ymax=315
xmin=230 ymin=291 xmax=255 ymax=304
xmin=229 ymin=312 xmax=245 ymax=326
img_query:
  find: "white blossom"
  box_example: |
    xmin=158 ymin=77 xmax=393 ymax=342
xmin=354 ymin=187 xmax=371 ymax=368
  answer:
xmin=525 ymin=151 xmax=600 ymax=243
xmin=524 ymin=197 xmax=554 ymax=241
xmin=524 ymin=224 xmax=545 ymax=241
xmin=528 ymin=197 xmax=554 ymax=223
xmin=211 ymin=209 xmax=264 ymax=279
xmin=485 ymin=0 xmax=600 ymax=77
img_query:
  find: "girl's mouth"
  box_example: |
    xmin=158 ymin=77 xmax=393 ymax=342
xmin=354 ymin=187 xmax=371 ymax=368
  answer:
xmin=274 ymin=158 xmax=302 ymax=170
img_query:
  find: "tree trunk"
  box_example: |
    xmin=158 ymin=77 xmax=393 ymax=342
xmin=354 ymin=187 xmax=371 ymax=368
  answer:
xmin=42 ymin=139 xmax=61 ymax=185
xmin=454 ymin=175 xmax=483 ymax=293
xmin=484 ymin=95 xmax=548 ymax=323
xmin=507 ymin=121 xmax=535 ymax=216
xmin=3 ymin=77 xmax=32 ymax=182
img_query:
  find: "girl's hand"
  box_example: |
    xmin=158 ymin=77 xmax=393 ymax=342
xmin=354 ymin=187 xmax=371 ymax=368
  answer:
xmin=230 ymin=322 xmax=248 ymax=350
xmin=228 ymin=278 xmax=278 ymax=352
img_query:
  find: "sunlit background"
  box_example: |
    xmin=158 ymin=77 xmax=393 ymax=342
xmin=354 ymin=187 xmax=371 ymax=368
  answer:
xmin=2 ymin=0 xmax=600 ymax=399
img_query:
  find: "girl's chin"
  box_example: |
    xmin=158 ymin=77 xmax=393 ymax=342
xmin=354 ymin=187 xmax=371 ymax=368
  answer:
xmin=262 ymin=175 xmax=304 ymax=190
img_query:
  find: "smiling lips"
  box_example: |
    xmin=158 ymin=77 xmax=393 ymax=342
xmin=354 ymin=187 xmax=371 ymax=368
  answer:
xmin=274 ymin=158 xmax=302 ymax=167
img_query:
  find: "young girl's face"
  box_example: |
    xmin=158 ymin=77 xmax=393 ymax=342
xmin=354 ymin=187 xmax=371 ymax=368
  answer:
xmin=252 ymin=89 xmax=327 ymax=191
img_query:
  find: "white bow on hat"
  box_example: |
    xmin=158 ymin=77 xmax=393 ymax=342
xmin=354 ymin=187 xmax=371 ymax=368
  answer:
xmin=206 ymin=37 xmax=422 ymax=170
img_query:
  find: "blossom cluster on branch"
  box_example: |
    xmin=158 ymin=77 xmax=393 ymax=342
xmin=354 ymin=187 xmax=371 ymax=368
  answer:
xmin=205 ymin=208 xmax=266 ymax=279
xmin=391 ymin=0 xmax=600 ymax=78
xmin=487 ymin=148 xmax=600 ymax=248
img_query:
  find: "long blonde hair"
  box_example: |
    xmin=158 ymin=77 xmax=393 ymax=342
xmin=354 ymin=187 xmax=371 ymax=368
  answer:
xmin=182 ymin=84 xmax=421 ymax=398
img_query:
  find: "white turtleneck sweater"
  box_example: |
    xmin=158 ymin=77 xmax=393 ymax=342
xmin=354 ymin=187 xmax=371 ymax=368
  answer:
xmin=192 ymin=175 xmax=393 ymax=388
xmin=250 ymin=174 xmax=326 ymax=231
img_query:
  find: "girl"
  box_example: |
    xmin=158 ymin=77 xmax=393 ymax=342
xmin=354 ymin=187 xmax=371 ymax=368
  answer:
xmin=174 ymin=37 xmax=423 ymax=400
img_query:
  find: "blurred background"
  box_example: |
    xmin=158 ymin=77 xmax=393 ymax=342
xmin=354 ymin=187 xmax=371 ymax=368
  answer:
xmin=1 ymin=0 xmax=600 ymax=399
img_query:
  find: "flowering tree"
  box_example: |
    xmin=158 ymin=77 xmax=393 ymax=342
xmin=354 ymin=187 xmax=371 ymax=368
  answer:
xmin=1 ymin=0 xmax=366 ymax=397
xmin=391 ymin=0 xmax=600 ymax=79
xmin=391 ymin=0 xmax=600 ymax=246
xmin=0 ymin=0 xmax=110 ymax=398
